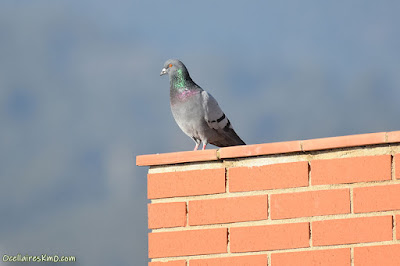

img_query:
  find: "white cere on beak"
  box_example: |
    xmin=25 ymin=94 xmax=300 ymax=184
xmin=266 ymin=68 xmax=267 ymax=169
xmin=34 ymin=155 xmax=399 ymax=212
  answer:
xmin=160 ymin=68 xmax=167 ymax=76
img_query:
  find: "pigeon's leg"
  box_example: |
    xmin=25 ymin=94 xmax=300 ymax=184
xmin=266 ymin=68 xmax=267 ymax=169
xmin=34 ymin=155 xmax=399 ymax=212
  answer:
xmin=192 ymin=137 xmax=201 ymax=151
xmin=202 ymin=141 xmax=208 ymax=150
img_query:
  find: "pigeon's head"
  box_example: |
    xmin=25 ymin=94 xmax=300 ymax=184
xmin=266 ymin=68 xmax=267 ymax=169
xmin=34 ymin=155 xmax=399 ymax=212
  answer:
xmin=160 ymin=59 xmax=188 ymax=78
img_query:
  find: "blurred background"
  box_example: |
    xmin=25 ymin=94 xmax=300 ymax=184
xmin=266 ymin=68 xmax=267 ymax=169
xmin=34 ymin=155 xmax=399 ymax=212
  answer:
xmin=1 ymin=0 xmax=400 ymax=265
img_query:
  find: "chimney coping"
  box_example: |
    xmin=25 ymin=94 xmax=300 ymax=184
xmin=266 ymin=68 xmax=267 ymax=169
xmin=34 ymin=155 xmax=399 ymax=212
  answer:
xmin=136 ymin=130 xmax=400 ymax=166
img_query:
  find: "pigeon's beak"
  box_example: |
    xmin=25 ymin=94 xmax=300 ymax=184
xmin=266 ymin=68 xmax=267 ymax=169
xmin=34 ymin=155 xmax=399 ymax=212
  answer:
xmin=160 ymin=68 xmax=167 ymax=76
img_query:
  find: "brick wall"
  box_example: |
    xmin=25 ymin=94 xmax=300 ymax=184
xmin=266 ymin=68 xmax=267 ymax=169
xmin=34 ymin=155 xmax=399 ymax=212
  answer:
xmin=137 ymin=131 xmax=400 ymax=266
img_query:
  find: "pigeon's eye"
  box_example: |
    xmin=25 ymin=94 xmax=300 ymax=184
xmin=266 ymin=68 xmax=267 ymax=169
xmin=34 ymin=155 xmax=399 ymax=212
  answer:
xmin=168 ymin=64 xmax=173 ymax=68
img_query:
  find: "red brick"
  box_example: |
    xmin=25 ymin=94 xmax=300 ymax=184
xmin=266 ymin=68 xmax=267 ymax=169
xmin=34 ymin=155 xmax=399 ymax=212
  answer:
xmin=189 ymin=195 xmax=267 ymax=225
xmin=148 ymin=228 xmax=227 ymax=258
xmin=311 ymin=155 xmax=391 ymax=185
xmin=387 ymin=131 xmax=400 ymax=143
xmin=137 ymin=131 xmax=400 ymax=166
xmin=396 ymin=154 xmax=400 ymax=179
xmin=312 ymin=216 xmax=392 ymax=246
xmin=148 ymin=168 xmax=225 ymax=199
xmin=190 ymin=254 xmax=268 ymax=266
xmin=271 ymin=248 xmax=351 ymax=266
xmin=229 ymin=161 xmax=309 ymax=192
xmin=302 ymin=132 xmax=386 ymax=151
xmin=137 ymin=150 xmax=218 ymax=166
xmin=354 ymin=244 xmax=400 ymax=266
xmin=271 ymin=189 xmax=350 ymax=219
xmin=219 ymin=141 xmax=302 ymax=159
xmin=397 ymin=215 xmax=400 ymax=240
xmin=148 ymin=202 xmax=186 ymax=229
xmin=230 ymin=222 xmax=309 ymax=252
xmin=149 ymin=261 xmax=186 ymax=266
xmin=354 ymin=184 xmax=400 ymax=213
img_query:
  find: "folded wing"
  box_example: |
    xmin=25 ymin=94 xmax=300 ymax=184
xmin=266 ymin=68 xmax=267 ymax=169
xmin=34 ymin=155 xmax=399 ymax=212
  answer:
xmin=201 ymin=91 xmax=246 ymax=147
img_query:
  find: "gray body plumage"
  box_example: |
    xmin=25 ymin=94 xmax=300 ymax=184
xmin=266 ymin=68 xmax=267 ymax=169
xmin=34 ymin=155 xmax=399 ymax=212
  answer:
xmin=160 ymin=59 xmax=245 ymax=150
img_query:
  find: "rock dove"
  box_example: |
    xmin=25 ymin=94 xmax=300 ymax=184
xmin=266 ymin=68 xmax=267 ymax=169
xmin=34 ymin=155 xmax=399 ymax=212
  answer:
xmin=160 ymin=59 xmax=246 ymax=150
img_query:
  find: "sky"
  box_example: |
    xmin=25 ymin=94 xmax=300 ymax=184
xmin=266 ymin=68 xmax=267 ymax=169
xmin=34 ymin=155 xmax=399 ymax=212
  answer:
xmin=1 ymin=1 xmax=400 ymax=265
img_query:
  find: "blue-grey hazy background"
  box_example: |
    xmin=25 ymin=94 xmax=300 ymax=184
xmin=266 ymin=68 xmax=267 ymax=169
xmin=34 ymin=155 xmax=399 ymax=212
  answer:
xmin=1 ymin=0 xmax=400 ymax=265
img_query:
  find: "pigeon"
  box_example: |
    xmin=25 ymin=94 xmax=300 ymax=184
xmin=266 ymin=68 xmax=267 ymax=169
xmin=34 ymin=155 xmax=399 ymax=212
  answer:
xmin=160 ymin=59 xmax=246 ymax=150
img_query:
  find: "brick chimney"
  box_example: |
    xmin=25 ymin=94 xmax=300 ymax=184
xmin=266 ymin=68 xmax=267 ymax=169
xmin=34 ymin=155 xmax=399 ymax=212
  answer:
xmin=137 ymin=131 xmax=400 ymax=266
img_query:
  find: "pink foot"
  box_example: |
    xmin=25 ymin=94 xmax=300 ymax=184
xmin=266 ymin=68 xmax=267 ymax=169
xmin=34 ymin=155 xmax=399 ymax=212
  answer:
xmin=202 ymin=144 xmax=207 ymax=150
xmin=194 ymin=143 xmax=199 ymax=151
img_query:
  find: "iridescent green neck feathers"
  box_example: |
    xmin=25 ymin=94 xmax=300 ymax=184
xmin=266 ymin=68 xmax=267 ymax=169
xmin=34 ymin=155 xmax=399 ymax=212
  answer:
xmin=172 ymin=69 xmax=186 ymax=89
